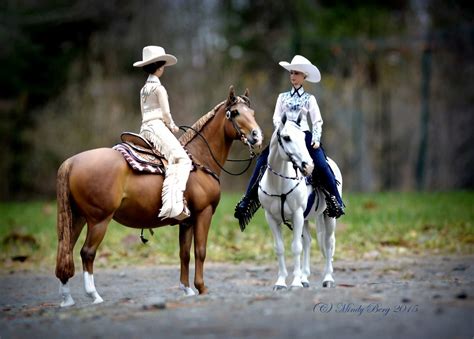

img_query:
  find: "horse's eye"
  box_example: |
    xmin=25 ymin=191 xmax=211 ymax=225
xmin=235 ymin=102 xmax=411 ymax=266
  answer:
xmin=283 ymin=135 xmax=291 ymax=142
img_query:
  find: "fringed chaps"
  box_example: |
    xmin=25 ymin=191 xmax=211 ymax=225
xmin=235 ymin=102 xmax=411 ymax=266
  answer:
xmin=141 ymin=120 xmax=192 ymax=219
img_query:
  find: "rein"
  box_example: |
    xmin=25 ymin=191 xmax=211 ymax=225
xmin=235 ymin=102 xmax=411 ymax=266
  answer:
xmin=267 ymin=164 xmax=302 ymax=180
xmin=179 ymin=125 xmax=255 ymax=177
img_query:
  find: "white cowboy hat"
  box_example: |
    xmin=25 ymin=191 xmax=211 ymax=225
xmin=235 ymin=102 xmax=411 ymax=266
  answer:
xmin=133 ymin=46 xmax=177 ymax=67
xmin=279 ymin=55 xmax=321 ymax=83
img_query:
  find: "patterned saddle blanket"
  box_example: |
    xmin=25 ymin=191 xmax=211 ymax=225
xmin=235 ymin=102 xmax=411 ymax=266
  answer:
xmin=112 ymin=132 xmax=166 ymax=174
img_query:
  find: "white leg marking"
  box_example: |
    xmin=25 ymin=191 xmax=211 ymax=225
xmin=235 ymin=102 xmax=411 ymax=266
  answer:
xmin=59 ymin=281 xmax=75 ymax=307
xmin=179 ymin=282 xmax=196 ymax=296
xmin=83 ymin=272 xmax=104 ymax=304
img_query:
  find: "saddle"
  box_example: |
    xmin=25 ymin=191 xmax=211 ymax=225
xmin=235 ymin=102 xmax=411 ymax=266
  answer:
xmin=112 ymin=132 xmax=167 ymax=174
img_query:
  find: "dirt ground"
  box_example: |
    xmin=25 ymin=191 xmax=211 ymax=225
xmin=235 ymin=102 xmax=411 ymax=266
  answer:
xmin=1 ymin=254 xmax=473 ymax=339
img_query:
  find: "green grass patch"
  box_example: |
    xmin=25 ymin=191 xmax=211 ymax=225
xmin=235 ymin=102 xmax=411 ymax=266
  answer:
xmin=0 ymin=191 xmax=473 ymax=271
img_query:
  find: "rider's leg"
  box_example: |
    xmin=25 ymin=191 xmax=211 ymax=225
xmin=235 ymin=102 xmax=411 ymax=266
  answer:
xmin=234 ymin=145 xmax=269 ymax=230
xmin=142 ymin=121 xmax=192 ymax=220
xmin=304 ymin=132 xmax=344 ymax=218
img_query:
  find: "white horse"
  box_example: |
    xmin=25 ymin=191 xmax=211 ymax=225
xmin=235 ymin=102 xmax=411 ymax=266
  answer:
xmin=258 ymin=113 xmax=343 ymax=290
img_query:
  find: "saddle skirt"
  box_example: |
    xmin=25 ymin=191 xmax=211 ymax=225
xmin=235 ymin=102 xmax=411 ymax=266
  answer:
xmin=112 ymin=132 xmax=167 ymax=174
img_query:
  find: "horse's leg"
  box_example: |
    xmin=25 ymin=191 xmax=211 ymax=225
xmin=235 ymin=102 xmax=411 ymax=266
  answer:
xmin=318 ymin=214 xmax=336 ymax=288
xmin=179 ymin=223 xmax=196 ymax=296
xmin=80 ymin=216 xmax=112 ymax=304
xmin=59 ymin=213 xmax=86 ymax=307
xmin=56 ymin=160 xmax=86 ymax=307
xmin=290 ymin=210 xmax=305 ymax=288
xmin=193 ymin=206 xmax=213 ymax=295
xmin=301 ymin=220 xmax=312 ymax=288
xmin=265 ymin=211 xmax=287 ymax=290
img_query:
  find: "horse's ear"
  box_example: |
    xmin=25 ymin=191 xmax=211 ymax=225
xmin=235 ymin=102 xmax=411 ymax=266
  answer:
xmin=281 ymin=113 xmax=287 ymax=126
xmin=243 ymin=88 xmax=250 ymax=97
xmin=227 ymin=85 xmax=236 ymax=105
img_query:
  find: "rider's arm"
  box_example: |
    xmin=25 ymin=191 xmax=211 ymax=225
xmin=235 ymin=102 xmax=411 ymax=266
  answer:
xmin=308 ymin=95 xmax=323 ymax=146
xmin=272 ymin=94 xmax=283 ymax=129
xmin=156 ymin=86 xmax=179 ymax=133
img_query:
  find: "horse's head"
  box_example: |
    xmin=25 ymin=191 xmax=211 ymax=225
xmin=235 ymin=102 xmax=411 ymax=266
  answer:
xmin=276 ymin=113 xmax=314 ymax=176
xmin=224 ymin=86 xmax=263 ymax=151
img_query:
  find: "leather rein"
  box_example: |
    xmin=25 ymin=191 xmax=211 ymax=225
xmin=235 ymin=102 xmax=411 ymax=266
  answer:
xmin=179 ymin=96 xmax=257 ymax=182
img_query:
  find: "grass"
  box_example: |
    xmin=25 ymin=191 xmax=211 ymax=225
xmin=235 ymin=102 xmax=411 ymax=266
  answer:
xmin=0 ymin=191 xmax=473 ymax=272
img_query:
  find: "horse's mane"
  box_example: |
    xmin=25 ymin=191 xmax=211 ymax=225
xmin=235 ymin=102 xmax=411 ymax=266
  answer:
xmin=179 ymin=101 xmax=225 ymax=146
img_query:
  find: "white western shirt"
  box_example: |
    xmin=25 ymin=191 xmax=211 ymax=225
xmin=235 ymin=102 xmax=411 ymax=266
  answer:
xmin=272 ymin=86 xmax=323 ymax=143
xmin=140 ymin=74 xmax=174 ymax=126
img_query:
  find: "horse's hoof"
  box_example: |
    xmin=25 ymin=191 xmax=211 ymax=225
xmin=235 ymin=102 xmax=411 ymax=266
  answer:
xmin=322 ymin=281 xmax=335 ymax=288
xmin=197 ymin=287 xmax=209 ymax=295
xmin=273 ymin=285 xmax=287 ymax=291
xmin=86 ymin=291 xmax=104 ymax=304
xmin=179 ymin=283 xmax=196 ymax=296
xmin=182 ymin=287 xmax=196 ymax=296
xmin=60 ymin=296 xmax=75 ymax=307
xmin=302 ymin=282 xmax=310 ymax=288
xmin=92 ymin=296 xmax=104 ymax=304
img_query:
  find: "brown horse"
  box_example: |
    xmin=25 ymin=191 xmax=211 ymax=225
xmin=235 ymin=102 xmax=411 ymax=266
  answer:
xmin=55 ymin=86 xmax=263 ymax=306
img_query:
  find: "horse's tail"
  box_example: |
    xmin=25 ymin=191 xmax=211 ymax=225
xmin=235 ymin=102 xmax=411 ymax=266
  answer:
xmin=55 ymin=159 xmax=75 ymax=283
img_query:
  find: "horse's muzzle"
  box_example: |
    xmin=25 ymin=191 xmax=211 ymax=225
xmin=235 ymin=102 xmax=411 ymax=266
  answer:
xmin=247 ymin=129 xmax=263 ymax=148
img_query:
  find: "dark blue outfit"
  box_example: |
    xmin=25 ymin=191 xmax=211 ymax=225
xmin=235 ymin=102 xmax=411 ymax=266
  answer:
xmin=242 ymin=132 xmax=343 ymax=207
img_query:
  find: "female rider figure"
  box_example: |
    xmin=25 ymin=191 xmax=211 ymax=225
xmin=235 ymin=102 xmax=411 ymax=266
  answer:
xmin=133 ymin=45 xmax=192 ymax=220
xmin=235 ymin=55 xmax=344 ymax=229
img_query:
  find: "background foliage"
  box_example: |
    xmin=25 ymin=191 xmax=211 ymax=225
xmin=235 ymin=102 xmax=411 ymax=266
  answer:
xmin=1 ymin=0 xmax=473 ymax=200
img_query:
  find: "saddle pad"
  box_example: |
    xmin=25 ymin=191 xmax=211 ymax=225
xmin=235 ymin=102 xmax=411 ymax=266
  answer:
xmin=113 ymin=143 xmax=164 ymax=174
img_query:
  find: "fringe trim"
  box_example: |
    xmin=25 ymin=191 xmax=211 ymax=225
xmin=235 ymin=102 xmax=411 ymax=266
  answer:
xmin=158 ymin=164 xmax=191 ymax=219
xmin=141 ymin=130 xmax=167 ymax=156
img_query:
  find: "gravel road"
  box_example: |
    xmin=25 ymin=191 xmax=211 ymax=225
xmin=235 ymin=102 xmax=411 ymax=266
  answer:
xmin=1 ymin=255 xmax=473 ymax=339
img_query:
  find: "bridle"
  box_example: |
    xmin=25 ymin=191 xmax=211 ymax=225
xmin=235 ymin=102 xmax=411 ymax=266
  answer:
xmin=179 ymin=95 xmax=257 ymax=178
xmin=225 ymin=95 xmax=256 ymax=155
xmin=273 ymin=123 xmax=304 ymax=180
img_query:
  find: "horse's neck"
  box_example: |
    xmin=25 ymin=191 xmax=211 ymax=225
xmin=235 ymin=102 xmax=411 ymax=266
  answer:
xmin=186 ymin=111 xmax=231 ymax=176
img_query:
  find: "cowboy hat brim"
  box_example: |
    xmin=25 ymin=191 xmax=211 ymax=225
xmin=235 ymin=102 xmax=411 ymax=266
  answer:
xmin=133 ymin=54 xmax=177 ymax=68
xmin=279 ymin=61 xmax=321 ymax=83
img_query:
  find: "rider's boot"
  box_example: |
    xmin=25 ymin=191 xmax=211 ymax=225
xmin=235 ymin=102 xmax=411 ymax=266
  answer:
xmin=321 ymin=188 xmax=345 ymax=219
xmin=159 ymin=163 xmax=191 ymax=220
xmin=234 ymin=147 xmax=269 ymax=231
xmin=234 ymin=169 xmax=264 ymax=232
